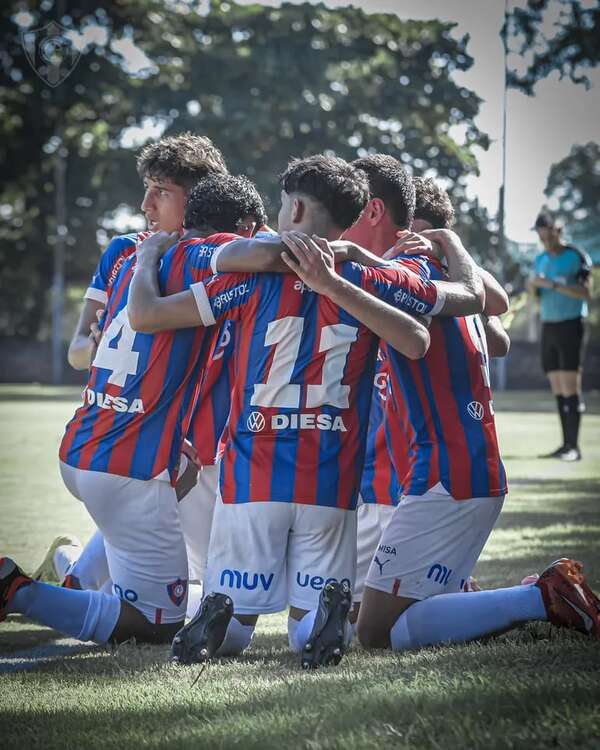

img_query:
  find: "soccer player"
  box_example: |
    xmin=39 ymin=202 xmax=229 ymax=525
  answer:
xmin=528 ymin=211 xmax=593 ymax=462
xmin=34 ymin=134 xmax=263 ymax=606
xmin=355 ymin=174 xmax=600 ymax=651
xmin=0 ymin=173 xmax=289 ymax=645
xmin=347 ymin=162 xmax=510 ymax=617
xmin=127 ymin=155 xmax=486 ymax=667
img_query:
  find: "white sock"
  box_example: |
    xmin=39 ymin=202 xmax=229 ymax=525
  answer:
xmin=344 ymin=620 xmax=355 ymax=646
xmin=53 ymin=542 xmax=83 ymax=582
xmin=67 ymin=530 xmax=110 ymax=590
xmin=186 ymin=583 xmax=203 ymax=621
xmin=288 ymin=610 xmax=317 ymax=653
xmin=390 ymin=584 xmax=547 ymax=651
xmin=215 ymin=617 xmax=254 ymax=656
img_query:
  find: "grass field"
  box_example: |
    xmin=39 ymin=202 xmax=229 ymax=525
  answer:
xmin=1 ymin=386 xmax=599 ymax=749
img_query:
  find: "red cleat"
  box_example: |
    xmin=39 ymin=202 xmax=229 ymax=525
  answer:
xmin=0 ymin=557 xmax=32 ymax=623
xmin=536 ymin=558 xmax=600 ymax=638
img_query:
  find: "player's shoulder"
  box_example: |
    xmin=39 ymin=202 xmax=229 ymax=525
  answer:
xmin=103 ymin=231 xmax=145 ymax=255
xmin=201 ymin=232 xmax=242 ymax=247
xmin=564 ymin=245 xmax=592 ymax=269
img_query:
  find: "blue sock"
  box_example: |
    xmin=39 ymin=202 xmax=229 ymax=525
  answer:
xmin=288 ymin=611 xmax=353 ymax=653
xmin=9 ymin=581 xmax=121 ymax=644
xmin=390 ymin=584 xmax=547 ymax=651
xmin=288 ymin=611 xmax=317 ymax=653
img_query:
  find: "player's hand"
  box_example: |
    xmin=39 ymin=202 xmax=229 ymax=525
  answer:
xmin=180 ymin=438 xmax=201 ymax=470
xmin=280 ymin=231 xmax=339 ymax=296
xmin=383 ymin=231 xmax=435 ymax=260
xmin=136 ymin=231 xmax=178 ymax=266
xmin=88 ymin=308 xmax=104 ymax=363
xmin=530 ymin=275 xmax=553 ymax=289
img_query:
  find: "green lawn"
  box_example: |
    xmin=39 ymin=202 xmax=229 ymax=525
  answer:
xmin=1 ymin=387 xmax=599 ymax=749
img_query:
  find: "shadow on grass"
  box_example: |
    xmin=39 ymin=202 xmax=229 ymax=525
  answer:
xmin=2 ymin=630 xmax=599 ymax=750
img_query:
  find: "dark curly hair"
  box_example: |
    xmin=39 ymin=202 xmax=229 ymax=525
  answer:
xmin=413 ymin=177 xmax=455 ymax=229
xmin=184 ymin=174 xmax=266 ymax=233
xmin=280 ymin=155 xmax=369 ymax=230
xmin=352 ymin=154 xmax=415 ymax=230
xmin=137 ymin=132 xmax=228 ymax=189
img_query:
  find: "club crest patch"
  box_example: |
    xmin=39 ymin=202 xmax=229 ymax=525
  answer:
xmin=167 ymin=578 xmax=188 ymax=607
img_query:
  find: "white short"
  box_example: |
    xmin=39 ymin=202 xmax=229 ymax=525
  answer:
xmin=354 ymin=501 xmax=396 ymax=603
xmin=60 ymin=462 xmax=188 ymax=624
xmin=178 ymin=462 xmax=219 ymax=583
xmin=204 ymin=495 xmax=357 ymax=614
xmin=364 ymin=482 xmax=504 ymax=600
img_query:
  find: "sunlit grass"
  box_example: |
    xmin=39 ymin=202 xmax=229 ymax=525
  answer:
xmin=1 ymin=387 xmax=599 ymax=749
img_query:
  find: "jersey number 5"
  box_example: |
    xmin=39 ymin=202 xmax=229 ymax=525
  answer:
xmin=251 ymin=316 xmax=358 ymax=409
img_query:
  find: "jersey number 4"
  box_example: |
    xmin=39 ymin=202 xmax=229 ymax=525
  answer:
xmin=251 ymin=316 xmax=358 ymax=409
xmin=92 ymin=307 xmax=139 ymax=387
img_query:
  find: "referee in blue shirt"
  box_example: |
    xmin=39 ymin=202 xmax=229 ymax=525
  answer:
xmin=528 ymin=212 xmax=593 ymax=461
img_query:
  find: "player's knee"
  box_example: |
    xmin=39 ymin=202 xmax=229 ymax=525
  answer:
xmin=356 ymin=617 xmax=389 ymax=650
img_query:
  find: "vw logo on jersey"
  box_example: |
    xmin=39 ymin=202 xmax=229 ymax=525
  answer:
xmin=467 ymin=400 xmax=484 ymax=421
xmin=247 ymin=411 xmax=266 ymax=432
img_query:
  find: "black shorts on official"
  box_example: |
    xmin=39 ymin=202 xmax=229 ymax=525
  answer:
xmin=541 ymin=317 xmax=585 ymax=373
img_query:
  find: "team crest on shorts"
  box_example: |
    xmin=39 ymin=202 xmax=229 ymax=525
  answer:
xmin=166 ymin=578 xmax=188 ymax=606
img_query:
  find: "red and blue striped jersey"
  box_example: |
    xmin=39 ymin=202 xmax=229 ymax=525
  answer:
xmin=85 ymin=232 xmax=150 ymax=305
xmin=359 ymin=349 xmax=400 ymax=505
xmin=385 ymin=255 xmax=507 ymax=500
xmin=186 ymin=320 xmax=237 ymax=466
xmin=59 ymin=233 xmax=239 ymax=484
xmin=190 ymin=260 xmax=442 ymax=509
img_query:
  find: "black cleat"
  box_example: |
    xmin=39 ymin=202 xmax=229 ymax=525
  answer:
xmin=301 ymin=581 xmax=352 ymax=670
xmin=170 ymin=592 xmax=233 ymax=665
xmin=1 ymin=557 xmax=32 ymax=623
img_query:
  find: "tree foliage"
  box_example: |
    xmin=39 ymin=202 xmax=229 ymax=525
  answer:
xmin=1 ymin=0 xmax=492 ymax=338
xmin=543 ymin=141 xmax=600 ymax=263
xmin=506 ymin=0 xmax=600 ymax=94
xmin=544 ymin=141 xmax=600 ymax=220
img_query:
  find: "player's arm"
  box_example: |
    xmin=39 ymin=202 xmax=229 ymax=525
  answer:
xmin=128 ymin=233 xmax=203 ymax=332
xmin=280 ymin=233 xmax=430 ymax=360
xmin=384 ymin=230 xmax=485 ymax=316
xmin=329 ymin=240 xmax=390 ymax=267
xmin=129 ymin=231 xmax=257 ymax=332
xmin=483 ymin=314 xmax=510 ymax=358
xmin=477 ymin=267 xmax=509 ymax=315
xmin=211 ymin=234 xmax=289 ymax=273
xmin=217 ymin=235 xmax=379 ymax=272
xmin=550 ymin=259 xmax=593 ymax=301
xmin=419 ymin=229 xmax=485 ymax=315
xmin=68 ymin=298 xmax=104 ymax=369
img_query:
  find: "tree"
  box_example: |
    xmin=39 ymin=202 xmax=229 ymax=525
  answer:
xmin=543 ymin=141 xmax=600 ymax=261
xmin=506 ymin=0 xmax=600 ymax=94
xmin=545 ymin=141 xmax=600 ymax=220
xmin=0 ymin=1 xmax=190 ymax=337
xmin=1 ymin=0 xmax=490 ymax=339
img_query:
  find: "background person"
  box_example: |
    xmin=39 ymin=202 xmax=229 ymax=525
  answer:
xmin=528 ymin=212 xmax=593 ymax=462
